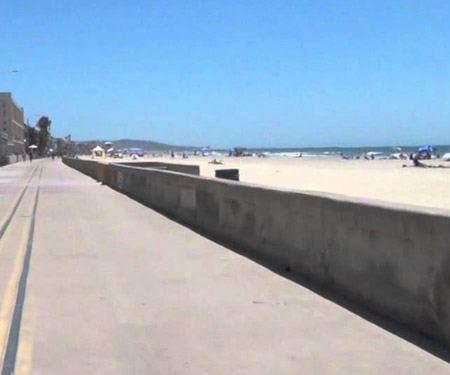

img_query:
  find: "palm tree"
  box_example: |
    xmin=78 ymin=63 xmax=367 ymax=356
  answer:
xmin=36 ymin=116 xmax=51 ymax=155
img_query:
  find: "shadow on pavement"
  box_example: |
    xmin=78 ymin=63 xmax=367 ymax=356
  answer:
xmin=111 ymin=185 xmax=450 ymax=364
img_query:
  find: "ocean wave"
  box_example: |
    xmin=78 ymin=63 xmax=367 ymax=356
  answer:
xmin=263 ymin=152 xmax=324 ymax=158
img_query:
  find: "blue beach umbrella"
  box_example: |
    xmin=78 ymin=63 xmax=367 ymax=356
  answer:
xmin=418 ymin=145 xmax=434 ymax=153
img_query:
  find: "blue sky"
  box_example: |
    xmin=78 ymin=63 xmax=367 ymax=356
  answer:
xmin=1 ymin=1 xmax=449 ymax=148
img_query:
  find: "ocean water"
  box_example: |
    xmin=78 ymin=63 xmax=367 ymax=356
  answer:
xmin=205 ymin=145 xmax=450 ymax=158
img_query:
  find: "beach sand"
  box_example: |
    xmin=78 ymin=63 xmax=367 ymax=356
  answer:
xmin=98 ymin=155 xmax=450 ymax=211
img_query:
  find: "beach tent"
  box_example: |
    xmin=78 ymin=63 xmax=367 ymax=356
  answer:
xmin=443 ymin=153 xmax=450 ymax=161
xmin=92 ymin=146 xmax=105 ymax=158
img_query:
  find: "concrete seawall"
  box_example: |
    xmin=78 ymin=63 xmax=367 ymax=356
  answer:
xmin=63 ymin=157 xmax=450 ymax=348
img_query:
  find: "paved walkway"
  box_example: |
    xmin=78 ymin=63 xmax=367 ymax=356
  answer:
xmin=0 ymin=160 xmax=449 ymax=374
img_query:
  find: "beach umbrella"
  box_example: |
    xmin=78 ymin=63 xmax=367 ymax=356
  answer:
xmin=418 ymin=145 xmax=434 ymax=153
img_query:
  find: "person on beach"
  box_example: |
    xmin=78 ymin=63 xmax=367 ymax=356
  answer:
xmin=413 ymin=154 xmax=426 ymax=167
xmin=403 ymin=153 xmax=450 ymax=168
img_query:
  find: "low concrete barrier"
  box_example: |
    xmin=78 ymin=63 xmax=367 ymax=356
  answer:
xmin=63 ymin=158 xmax=103 ymax=181
xmin=63 ymin=157 xmax=450 ymax=347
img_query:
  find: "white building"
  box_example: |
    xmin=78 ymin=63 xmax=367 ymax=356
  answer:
xmin=0 ymin=92 xmax=25 ymax=157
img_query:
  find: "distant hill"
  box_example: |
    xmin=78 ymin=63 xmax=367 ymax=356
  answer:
xmin=79 ymin=139 xmax=200 ymax=151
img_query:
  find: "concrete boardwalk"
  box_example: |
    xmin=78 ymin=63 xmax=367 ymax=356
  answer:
xmin=0 ymin=160 xmax=449 ymax=374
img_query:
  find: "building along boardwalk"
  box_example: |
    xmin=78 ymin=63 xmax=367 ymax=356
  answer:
xmin=0 ymin=159 xmax=448 ymax=374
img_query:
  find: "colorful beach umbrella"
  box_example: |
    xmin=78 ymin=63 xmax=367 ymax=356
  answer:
xmin=418 ymin=145 xmax=434 ymax=153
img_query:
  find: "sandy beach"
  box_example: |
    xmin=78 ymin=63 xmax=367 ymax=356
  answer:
xmin=108 ymin=155 xmax=450 ymax=211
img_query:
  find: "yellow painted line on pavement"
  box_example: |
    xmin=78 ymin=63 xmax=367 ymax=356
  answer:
xmin=14 ymin=295 xmax=36 ymax=375
xmin=0 ymin=209 xmax=31 ymax=365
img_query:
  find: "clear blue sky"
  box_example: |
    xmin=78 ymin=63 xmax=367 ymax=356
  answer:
xmin=1 ymin=1 xmax=449 ymax=148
